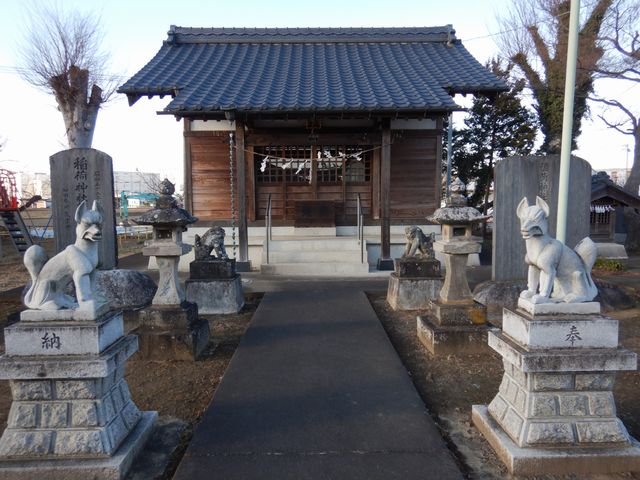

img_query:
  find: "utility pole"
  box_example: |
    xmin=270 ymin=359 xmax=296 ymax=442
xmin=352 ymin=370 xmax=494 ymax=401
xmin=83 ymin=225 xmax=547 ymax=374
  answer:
xmin=556 ymin=0 xmax=580 ymax=244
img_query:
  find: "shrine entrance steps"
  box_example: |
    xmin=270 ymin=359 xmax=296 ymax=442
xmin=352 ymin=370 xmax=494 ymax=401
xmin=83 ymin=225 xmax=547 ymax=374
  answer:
xmin=172 ymin=288 xmax=463 ymax=480
xmin=260 ymin=236 xmax=370 ymax=276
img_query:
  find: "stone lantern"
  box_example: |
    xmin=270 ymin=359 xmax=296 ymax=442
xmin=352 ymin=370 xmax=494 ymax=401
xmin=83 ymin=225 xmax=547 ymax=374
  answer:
xmin=417 ymin=178 xmax=489 ymax=355
xmin=133 ymin=179 xmax=210 ymax=359
xmin=135 ymin=179 xmax=197 ymax=305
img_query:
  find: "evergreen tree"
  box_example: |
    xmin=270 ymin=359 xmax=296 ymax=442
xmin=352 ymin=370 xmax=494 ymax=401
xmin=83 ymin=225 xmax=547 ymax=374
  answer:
xmin=450 ymin=60 xmax=539 ymax=210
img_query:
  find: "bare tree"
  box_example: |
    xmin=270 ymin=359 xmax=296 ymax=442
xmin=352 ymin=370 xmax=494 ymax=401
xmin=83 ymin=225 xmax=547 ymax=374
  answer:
xmin=17 ymin=3 xmax=115 ymax=149
xmin=497 ymin=0 xmax=613 ymax=153
xmin=591 ymin=0 xmax=640 ymax=195
xmin=135 ymin=169 xmax=164 ymax=194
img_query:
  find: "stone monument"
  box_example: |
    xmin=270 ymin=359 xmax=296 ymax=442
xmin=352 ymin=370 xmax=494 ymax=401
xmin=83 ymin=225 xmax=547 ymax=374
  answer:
xmin=0 ymin=200 xmax=156 ymax=479
xmin=387 ymin=226 xmax=442 ymax=310
xmin=50 ymin=148 xmax=117 ymax=269
xmin=416 ymin=178 xmax=489 ymax=355
xmin=185 ymin=226 xmax=244 ymax=314
xmin=491 ymin=155 xmax=591 ymax=282
xmin=472 ymin=196 xmax=640 ymax=475
xmin=133 ymin=179 xmax=210 ymax=360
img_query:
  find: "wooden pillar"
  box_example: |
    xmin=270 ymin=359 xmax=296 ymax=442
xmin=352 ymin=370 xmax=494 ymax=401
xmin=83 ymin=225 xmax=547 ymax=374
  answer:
xmin=235 ymin=119 xmax=249 ymax=267
xmin=378 ymin=119 xmax=393 ymax=270
xmin=311 ymin=145 xmax=318 ymax=199
xmin=372 ymin=148 xmax=381 ymax=219
xmin=435 ymin=117 xmax=444 ymax=210
xmin=183 ymin=119 xmax=193 ymax=213
xmin=247 ymin=146 xmax=256 ymax=221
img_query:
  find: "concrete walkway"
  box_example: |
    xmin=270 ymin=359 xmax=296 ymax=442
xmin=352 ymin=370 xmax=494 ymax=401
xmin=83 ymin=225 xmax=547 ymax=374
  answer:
xmin=172 ymin=288 xmax=463 ymax=480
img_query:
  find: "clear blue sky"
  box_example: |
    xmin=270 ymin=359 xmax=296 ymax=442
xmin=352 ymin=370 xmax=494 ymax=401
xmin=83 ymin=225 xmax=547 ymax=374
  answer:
xmin=0 ymin=0 xmax=637 ymax=188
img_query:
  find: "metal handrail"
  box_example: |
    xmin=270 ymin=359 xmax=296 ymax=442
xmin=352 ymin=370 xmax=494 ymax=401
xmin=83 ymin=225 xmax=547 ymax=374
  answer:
xmin=265 ymin=193 xmax=272 ymax=264
xmin=356 ymin=193 xmax=364 ymax=263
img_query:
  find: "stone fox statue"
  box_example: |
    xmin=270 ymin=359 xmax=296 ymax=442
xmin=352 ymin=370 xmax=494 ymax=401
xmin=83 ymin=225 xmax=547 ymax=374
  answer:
xmin=23 ymin=200 xmax=103 ymax=311
xmin=517 ymin=196 xmax=597 ymax=304
xmin=403 ymin=226 xmax=436 ymax=259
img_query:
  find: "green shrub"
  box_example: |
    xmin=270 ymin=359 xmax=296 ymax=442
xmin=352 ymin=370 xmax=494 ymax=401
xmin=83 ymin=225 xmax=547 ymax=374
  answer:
xmin=593 ymin=258 xmax=627 ymax=272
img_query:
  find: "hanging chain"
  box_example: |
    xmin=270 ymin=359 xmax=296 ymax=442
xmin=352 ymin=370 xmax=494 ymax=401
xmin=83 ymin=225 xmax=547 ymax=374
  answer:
xmin=229 ymin=132 xmax=237 ymax=259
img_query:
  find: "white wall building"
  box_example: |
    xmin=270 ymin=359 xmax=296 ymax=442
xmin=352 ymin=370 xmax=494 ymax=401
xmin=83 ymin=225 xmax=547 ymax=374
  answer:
xmin=114 ymin=171 xmax=161 ymax=195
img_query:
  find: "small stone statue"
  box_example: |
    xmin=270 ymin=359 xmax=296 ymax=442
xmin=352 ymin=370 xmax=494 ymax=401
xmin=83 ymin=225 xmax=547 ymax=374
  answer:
xmin=23 ymin=200 xmax=104 ymax=312
xmin=517 ymin=196 xmax=598 ymax=304
xmin=194 ymin=226 xmax=229 ymax=261
xmin=402 ymin=226 xmax=435 ymax=259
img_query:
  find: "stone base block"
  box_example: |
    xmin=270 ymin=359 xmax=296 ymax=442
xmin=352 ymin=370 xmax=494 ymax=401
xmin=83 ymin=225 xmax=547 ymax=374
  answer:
xmin=0 ymin=411 xmax=157 ymax=480
xmin=0 ymin=335 xmax=138 ymax=380
xmin=387 ymin=274 xmax=442 ymax=311
xmin=185 ymin=276 xmax=244 ymax=314
xmin=502 ymin=308 xmax=619 ymax=349
xmin=489 ymin=329 xmax=637 ymax=372
xmin=429 ymin=299 xmax=487 ymax=326
xmin=235 ymin=260 xmax=252 ymax=273
xmin=20 ymin=302 xmax=110 ymax=322
xmin=595 ymin=242 xmax=628 ymax=260
xmin=125 ymin=417 xmax=187 ymax=480
xmin=135 ymin=303 xmax=210 ymax=360
xmin=5 ymin=313 xmax=123 ymax=357
xmin=393 ymin=258 xmax=441 ymax=278
xmin=377 ymin=258 xmax=394 ymax=271
xmin=472 ymin=405 xmax=640 ymax=475
xmin=518 ymin=297 xmax=601 ymax=316
xmin=416 ymin=316 xmax=491 ymax=356
xmin=0 ymin=335 xmax=145 ymax=459
xmin=190 ymin=259 xmax=236 ymax=279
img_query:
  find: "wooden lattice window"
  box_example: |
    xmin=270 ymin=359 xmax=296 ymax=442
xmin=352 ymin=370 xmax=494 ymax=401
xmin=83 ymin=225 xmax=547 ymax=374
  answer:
xmin=590 ymin=204 xmax=614 ymax=224
xmin=255 ymin=146 xmax=311 ymax=183
xmin=254 ymin=145 xmax=371 ymax=184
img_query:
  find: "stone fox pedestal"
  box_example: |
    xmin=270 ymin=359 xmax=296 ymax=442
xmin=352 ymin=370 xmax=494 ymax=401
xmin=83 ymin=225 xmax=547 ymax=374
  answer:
xmin=387 ymin=258 xmax=442 ymax=311
xmin=472 ymin=300 xmax=640 ymax=475
xmin=135 ymin=302 xmax=210 ymax=361
xmin=416 ymin=233 xmax=489 ymax=356
xmin=0 ymin=310 xmax=157 ymax=480
xmin=185 ymin=259 xmax=244 ymax=314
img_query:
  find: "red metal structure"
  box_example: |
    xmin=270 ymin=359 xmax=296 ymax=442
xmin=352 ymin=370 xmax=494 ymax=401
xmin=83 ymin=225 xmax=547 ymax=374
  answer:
xmin=0 ymin=169 xmax=18 ymax=210
xmin=0 ymin=169 xmax=33 ymax=253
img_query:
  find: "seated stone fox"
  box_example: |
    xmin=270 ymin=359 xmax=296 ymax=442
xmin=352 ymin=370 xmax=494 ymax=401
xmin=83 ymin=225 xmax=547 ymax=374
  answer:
xmin=517 ymin=196 xmax=597 ymax=304
xmin=23 ymin=200 xmax=103 ymax=311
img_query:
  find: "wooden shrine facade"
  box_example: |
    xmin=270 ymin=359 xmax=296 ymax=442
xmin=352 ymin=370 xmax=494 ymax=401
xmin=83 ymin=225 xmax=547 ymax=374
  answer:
xmin=184 ymin=118 xmax=442 ymax=228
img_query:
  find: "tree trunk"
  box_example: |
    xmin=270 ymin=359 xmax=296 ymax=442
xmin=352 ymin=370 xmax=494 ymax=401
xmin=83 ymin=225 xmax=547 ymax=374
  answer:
xmin=542 ymin=132 xmax=562 ymax=154
xmin=624 ymin=125 xmax=640 ymax=197
xmin=49 ymin=65 xmax=102 ymax=149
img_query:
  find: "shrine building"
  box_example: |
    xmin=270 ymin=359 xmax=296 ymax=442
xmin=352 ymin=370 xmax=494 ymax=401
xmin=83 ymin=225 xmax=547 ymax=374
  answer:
xmin=119 ymin=26 xmax=505 ymax=273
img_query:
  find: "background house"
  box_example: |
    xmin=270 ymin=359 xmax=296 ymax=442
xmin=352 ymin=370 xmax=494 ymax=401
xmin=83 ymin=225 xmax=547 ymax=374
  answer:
xmin=591 ymin=171 xmax=640 ymax=256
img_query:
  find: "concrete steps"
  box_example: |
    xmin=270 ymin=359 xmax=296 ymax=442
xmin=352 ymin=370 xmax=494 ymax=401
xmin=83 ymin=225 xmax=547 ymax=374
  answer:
xmin=261 ymin=237 xmax=369 ymax=276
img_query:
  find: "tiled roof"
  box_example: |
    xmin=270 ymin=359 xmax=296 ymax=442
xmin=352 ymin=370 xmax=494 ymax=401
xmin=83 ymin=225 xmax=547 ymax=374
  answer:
xmin=119 ymin=26 xmax=507 ymax=115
